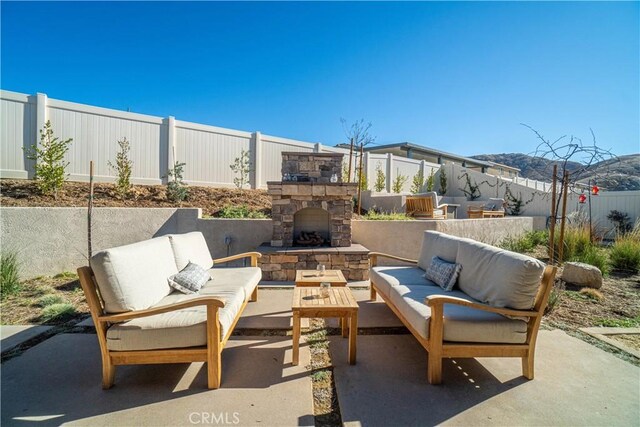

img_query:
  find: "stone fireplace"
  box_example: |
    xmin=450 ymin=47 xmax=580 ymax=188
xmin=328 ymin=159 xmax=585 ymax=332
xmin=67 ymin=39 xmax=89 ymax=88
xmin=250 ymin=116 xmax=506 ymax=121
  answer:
xmin=268 ymin=152 xmax=357 ymax=247
xmin=258 ymin=152 xmax=370 ymax=282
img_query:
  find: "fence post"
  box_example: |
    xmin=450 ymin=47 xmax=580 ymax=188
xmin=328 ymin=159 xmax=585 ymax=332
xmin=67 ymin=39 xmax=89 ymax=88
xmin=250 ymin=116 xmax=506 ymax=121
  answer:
xmin=164 ymin=116 xmax=176 ymax=184
xmin=386 ymin=153 xmax=394 ymax=193
xmin=252 ymin=131 xmax=262 ymax=189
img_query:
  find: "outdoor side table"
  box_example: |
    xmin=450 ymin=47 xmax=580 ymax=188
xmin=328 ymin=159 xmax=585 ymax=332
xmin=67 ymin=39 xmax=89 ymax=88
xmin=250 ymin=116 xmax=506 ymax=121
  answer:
xmin=294 ymin=269 xmax=348 ymax=287
xmin=291 ymin=287 xmax=359 ymax=365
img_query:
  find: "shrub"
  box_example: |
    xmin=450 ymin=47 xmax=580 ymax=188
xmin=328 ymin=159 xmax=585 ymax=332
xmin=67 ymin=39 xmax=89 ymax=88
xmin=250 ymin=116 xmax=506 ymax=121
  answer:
xmin=500 ymin=230 xmax=548 ymax=254
xmin=25 ymin=120 xmax=73 ymax=199
xmin=426 ymin=169 xmax=435 ymax=192
xmin=439 ymin=167 xmax=447 ymax=195
xmin=391 ymin=169 xmax=408 ymax=193
xmin=37 ymin=294 xmax=64 ymax=307
xmin=1 ymin=252 xmax=21 ymax=298
xmin=229 ymin=149 xmax=252 ymax=189
xmin=357 ymin=167 xmax=368 ymax=191
xmin=165 ymin=161 xmax=189 ymax=203
xmin=363 ymin=210 xmax=412 ymax=221
xmin=218 ymin=205 xmax=267 ymax=219
xmin=374 ymin=163 xmax=386 ymax=192
xmin=607 ymin=210 xmax=632 ymax=234
xmin=575 ymin=246 xmax=609 ymax=276
xmin=410 ymin=169 xmax=424 ymax=194
xmin=544 ymin=282 xmax=564 ymax=315
xmin=555 ymin=225 xmax=591 ymax=262
xmin=609 ymin=226 xmax=640 ymax=272
xmin=40 ymin=303 xmax=76 ymax=322
xmin=108 ymin=137 xmax=133 ymax=199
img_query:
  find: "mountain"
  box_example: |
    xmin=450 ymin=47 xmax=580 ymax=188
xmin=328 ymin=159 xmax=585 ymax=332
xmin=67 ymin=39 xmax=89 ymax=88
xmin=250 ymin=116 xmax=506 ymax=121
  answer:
xmin=471 ymin=153 xmax=640 ymax=191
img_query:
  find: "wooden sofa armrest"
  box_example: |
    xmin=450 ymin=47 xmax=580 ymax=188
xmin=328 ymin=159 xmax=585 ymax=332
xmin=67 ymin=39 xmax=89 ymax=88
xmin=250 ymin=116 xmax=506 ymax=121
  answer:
xmin=213 ymin=252 xmax=262 ymax=267
xmin=425 ymin=295 xmax=539 ymax=319
xmin=369 ymin=252 xmax=418 ymax=267
xmin=98 ymin=296 xmax=226 ymax=323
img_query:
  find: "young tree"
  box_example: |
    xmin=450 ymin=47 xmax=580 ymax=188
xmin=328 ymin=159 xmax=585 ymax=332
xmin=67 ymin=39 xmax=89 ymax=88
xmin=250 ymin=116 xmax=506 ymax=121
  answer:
xmin=392 ymin=169 xmax=408 ymax=193
xmin=108 ymin=137 xmax=133 ymax=199
xmin=439 ymin=167 xmax=447 ymax=195
xmin=410 ymin=169 xmax=425 ymax=194
xmin=164 ymin=162 xmax=189 ymax=203
xmin=230 ymin=149 xmax=252 ymax=189
xmin=341 ymin=118 xmax=376 ymax=182
xmin=426 ymin=169 xmax=435 ymax=192
xmin=25 ymin=120 xmax=73 ymax=199
xmin=374 ymin=162 xmax=386 ymax=192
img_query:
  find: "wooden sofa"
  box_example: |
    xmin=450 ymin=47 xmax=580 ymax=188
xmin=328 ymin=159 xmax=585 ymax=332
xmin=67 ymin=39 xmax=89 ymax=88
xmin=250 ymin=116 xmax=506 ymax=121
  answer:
xmin=77 ymin=232 xmax=261 ymax=390
xmin=369 ymin=231 xmax=556 ymax=384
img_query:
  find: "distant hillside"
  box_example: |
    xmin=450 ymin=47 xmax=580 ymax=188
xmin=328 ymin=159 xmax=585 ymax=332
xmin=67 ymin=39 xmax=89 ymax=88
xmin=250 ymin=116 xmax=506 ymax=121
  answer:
xmin=471 ymin=153 xmax=640 ymax=191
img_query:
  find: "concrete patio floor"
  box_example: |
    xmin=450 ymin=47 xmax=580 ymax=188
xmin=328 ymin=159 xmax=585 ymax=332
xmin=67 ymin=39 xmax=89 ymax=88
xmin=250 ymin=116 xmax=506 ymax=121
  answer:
xmin=2 ymin=288 xmax=639 ymax=426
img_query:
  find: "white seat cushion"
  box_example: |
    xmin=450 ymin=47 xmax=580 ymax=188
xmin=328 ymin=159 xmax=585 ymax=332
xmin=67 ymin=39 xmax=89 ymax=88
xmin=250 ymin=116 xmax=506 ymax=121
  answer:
xmin=207 ymin=267 xmax=261 ymax=299
xmin=169 ymin=232 xmax=213 ymax=270
xmin=106 ymin=281 xmax=245 ymax=351
xmin=90 ymin=236 xmax=177 ymax=313
xmin=370 ymin=266 xmax=432 ymax=297
xmin=389 ymin=284 xmax=528 ymax=343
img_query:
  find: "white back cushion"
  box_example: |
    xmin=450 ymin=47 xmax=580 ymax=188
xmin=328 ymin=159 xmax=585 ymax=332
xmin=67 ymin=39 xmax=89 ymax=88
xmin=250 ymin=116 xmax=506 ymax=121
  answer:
xmin=90 ymin=236 xmax=177 ymax=313
xmin=417 ymin=231 xmax=461 ymax=270
xmin=457 ymin=239 xmax=544 ymax=309
xmin=169 ymin=232 xmax=213 ymax=270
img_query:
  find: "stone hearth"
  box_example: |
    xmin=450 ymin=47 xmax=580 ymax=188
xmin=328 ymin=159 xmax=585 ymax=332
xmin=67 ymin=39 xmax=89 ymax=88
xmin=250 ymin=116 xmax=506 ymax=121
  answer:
xmin=258 ymin=244 xmax=369 ymax=282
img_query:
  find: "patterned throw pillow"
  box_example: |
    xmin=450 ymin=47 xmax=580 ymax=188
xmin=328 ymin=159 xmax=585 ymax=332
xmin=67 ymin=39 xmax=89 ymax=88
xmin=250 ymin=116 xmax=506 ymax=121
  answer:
xmin=424 ymin=256 xmax=462 ymax=291
xmin=168 ymin=262 xmax=210 ymax=294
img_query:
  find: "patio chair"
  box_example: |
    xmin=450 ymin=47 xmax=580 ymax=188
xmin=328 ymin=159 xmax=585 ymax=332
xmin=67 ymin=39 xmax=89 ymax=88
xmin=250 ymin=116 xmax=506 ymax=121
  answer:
xmin=467 ymin=198 xmax=506 ymax=218
xmin=406 ymin=193 xmax=447 ymax=219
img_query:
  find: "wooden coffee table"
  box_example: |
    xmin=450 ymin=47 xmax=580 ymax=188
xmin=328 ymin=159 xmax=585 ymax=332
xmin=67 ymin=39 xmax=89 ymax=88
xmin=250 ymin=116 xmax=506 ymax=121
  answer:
xmin=295 ymin=269 xmax=347 ymax=287
xmin=291 ymin=287 xmax=358 ymax=365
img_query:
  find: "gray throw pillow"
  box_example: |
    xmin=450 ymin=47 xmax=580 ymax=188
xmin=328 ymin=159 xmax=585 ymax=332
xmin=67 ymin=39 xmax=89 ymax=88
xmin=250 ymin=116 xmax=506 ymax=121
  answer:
xmin=424 ymin=256 xmax=462 ymax=291
xmin=168 ymin=261 xmax=210 ymax=294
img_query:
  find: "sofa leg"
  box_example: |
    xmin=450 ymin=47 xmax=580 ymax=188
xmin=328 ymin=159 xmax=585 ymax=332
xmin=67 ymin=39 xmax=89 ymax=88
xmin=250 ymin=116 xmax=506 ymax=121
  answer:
xmin=427 ymin=353 xmax=442 ymax=385
xmin=250 ymin=286 xmax=258 ymax=302
xmin=102 ymin=361 xmax=116 ymax=390
xmin=522 ymin=353 xmax=534 ymax=380
xmin=370 ymin=286 xmax=377 ymax=301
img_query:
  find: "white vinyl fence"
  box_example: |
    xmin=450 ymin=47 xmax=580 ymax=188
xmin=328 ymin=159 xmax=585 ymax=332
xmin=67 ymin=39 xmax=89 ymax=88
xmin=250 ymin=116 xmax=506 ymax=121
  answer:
xmin=0 ymin=90 xmax=347 ymax=189
xmin=2 ymin=89 xmax=638 ymax=230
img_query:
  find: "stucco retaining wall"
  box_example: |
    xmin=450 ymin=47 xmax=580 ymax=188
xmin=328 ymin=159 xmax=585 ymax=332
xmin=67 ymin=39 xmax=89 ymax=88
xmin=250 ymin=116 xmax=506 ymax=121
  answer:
xmin=1 ymin=207 xmax=535 ymax=278
xmin=351 ymin=217 xmax=534 ymax=265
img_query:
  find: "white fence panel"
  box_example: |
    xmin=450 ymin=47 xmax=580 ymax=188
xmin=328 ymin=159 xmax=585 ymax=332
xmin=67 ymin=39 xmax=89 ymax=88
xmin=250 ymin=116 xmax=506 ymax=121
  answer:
xmin=366 ymin=154 xmax=387 ymax=191
xmin=260 ymin=135 xmax=315 ymax=184
xmin=47 ymin=98 xmax=165 ymax=184
xmin=0 ymin=91 xmax=35 ymax=179
xmin=393 ymin=157 xmax=421 ymax=192
xmin=590 ymin=190 xmax=640 ymax=232
xmin=175 ymin=121 xmax=251 ymax=187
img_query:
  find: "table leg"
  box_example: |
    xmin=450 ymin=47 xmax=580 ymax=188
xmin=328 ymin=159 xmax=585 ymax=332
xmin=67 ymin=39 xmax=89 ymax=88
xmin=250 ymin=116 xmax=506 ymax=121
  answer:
xmin=292 ymin=311 xmax=300 ymax=366
xmin=348 ymin=312 xmax=357 ymax=365
xmin=341 ymin=316 xmax=348 ymax=338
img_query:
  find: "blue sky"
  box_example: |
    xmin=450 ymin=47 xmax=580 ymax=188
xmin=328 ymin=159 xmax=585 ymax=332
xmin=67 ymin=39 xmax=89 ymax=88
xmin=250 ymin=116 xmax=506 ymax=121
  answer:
xmin=2 ymin=1 xmax=638 ymax=156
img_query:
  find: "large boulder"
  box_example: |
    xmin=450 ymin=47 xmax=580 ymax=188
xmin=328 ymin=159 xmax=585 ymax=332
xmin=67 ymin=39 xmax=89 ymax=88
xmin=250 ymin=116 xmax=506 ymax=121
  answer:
xmin=561 ymin=262 xmax=603 ymax=289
